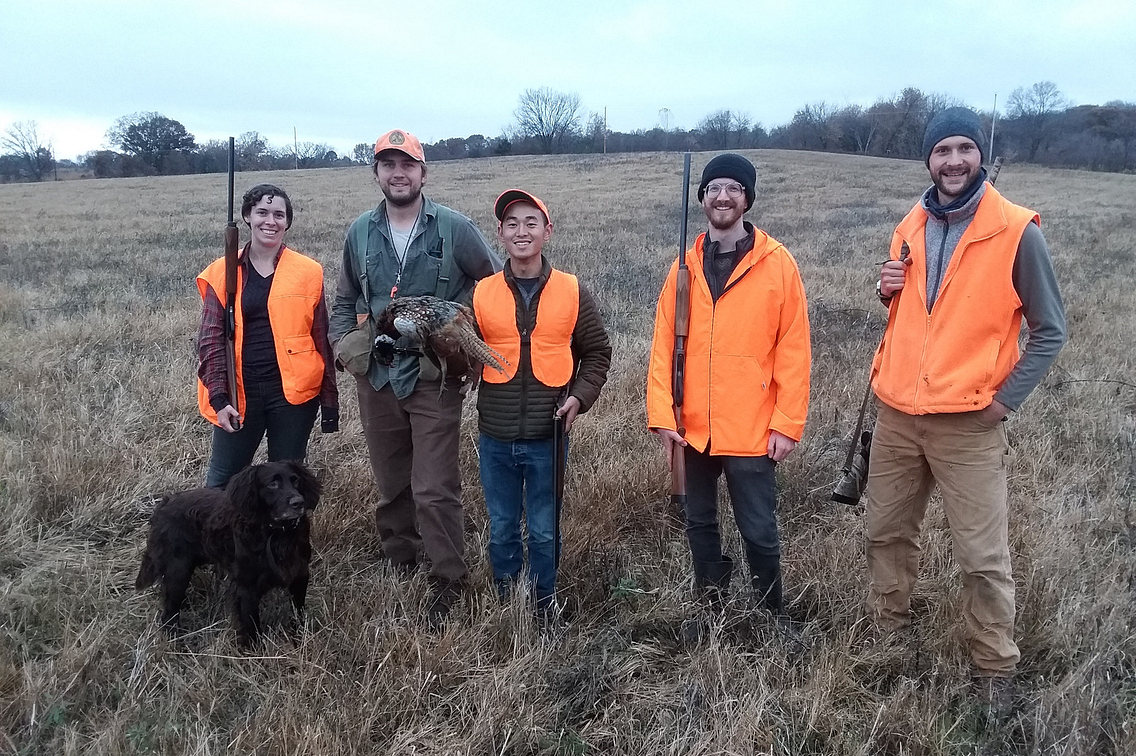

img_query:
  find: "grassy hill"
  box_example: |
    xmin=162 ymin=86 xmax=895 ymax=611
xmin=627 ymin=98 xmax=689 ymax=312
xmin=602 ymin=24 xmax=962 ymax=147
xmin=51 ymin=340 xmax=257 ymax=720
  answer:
xmin=1 ymin=150 xmax=1133 ymax=754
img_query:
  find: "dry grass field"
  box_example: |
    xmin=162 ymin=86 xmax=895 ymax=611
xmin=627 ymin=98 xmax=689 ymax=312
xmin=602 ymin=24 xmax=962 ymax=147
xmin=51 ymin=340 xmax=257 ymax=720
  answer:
xmin=1 ymin=150 xmax=1134 ymax=755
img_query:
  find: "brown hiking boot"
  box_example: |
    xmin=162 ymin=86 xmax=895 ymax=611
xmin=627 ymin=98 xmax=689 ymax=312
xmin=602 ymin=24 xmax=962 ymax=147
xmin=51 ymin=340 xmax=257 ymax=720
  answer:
xmin=972 ymin=674 xmax=1015 ymax=717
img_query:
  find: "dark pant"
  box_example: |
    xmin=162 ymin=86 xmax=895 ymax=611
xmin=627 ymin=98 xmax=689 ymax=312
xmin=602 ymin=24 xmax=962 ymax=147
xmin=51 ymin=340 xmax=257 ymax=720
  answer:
xmin=356 ymin=377 xmax=467 ymax=583
xmin=478 ymin=433 xmax=561 ymax=605
xmin=683 ymin=447 xmax=780 ymax=563
xmin=205 ymin=378 xmax=319 ymax=488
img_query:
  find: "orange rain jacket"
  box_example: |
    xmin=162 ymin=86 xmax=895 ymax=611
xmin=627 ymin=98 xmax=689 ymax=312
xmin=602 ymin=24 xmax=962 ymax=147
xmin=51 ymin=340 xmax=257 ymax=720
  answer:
xmin=196 ymin=247 xmax=326 ymax=426
xmin=647 ymin=229 xmax=811 ymax=456
xmin=474 ymin=268 xmax=579 ymax=386
xmin=871 ymin=185 xmax=1038 ymax=414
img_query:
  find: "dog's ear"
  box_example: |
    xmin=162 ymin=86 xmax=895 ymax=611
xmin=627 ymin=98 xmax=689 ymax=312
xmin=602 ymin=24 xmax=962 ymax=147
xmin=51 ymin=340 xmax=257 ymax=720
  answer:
xmin=288 ymin=460 xmax=321 ymax=511
xmin=225 ymin=464 xmax=266 ymax=515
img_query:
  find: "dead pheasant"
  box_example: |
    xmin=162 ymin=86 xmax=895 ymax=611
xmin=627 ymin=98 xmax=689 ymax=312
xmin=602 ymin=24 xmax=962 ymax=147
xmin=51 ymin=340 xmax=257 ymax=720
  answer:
xmin=375 ymin=295 xmax=508 ymax=386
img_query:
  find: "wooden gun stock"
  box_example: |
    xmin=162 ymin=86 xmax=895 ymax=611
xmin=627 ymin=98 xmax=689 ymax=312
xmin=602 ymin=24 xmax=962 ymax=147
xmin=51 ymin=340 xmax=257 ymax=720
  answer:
xmin=670 ymin=152 xmax=692 ymax=508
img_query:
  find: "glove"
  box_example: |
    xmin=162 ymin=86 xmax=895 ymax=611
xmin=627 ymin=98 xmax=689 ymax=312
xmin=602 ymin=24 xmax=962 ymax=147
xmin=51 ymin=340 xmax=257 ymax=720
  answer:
xmin=374 ymin=335 xmax=397 ymax=367
xmin=320 ymin=406 xmax=339 ymax=433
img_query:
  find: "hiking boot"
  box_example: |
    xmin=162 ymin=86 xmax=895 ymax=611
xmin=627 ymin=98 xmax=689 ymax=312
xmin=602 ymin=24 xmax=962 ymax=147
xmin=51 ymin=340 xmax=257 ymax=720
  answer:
xmin=426 ymin=579 xmax=463 ymax=629
xmin=743 ymin=546 xmax=784 ymax=617
xmin=972 ymin=674 xmax=1015 ymax=718
xmin=682 ymin=556 xmax=733 ymax=646
xmin=536 ymin=596 xmax=565 ymax=632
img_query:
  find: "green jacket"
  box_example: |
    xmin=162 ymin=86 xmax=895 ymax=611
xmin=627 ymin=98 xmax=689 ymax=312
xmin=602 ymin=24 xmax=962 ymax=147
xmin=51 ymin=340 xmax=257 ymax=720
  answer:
xmin=330 ymin=196 xmax=500 ymax=398
xmin=474 ymin=257 xmax=612 ymax=441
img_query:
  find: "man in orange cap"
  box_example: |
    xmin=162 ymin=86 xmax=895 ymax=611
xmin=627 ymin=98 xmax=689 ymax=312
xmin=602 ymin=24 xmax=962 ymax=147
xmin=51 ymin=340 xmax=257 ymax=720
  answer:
xmin=330 ymin=129 xmax=499 ymax=625
xmin=471 ymin=189 xmax=611 ymax=622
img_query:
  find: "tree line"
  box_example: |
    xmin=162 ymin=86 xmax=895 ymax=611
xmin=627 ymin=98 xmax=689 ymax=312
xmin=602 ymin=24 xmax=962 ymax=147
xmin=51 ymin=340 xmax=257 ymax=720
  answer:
xmin=3 ymin=82 xmax=1134 ymax=183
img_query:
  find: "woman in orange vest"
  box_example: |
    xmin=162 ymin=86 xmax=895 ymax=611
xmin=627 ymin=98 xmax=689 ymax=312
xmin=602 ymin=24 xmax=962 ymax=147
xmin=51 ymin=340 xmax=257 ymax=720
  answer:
xmin=196 ymin=184 xmax=338 ymax=487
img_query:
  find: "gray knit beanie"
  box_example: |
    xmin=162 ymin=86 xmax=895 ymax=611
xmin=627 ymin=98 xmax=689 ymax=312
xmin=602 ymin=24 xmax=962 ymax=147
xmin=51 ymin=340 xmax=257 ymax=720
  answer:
xmin=697 ymin=153 xmax=756 ymax=211
xmin=922 ymin=107 xmax=986 ymax=166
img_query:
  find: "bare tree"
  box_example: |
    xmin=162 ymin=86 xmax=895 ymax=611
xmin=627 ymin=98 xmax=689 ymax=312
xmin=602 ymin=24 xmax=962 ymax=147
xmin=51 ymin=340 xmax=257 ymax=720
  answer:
xmin=697 ymin=109 xmax=751 ymax=149
xmin=352 ymin=142 xmax=372 ymax=163
xmin=1007 ymin=81 xmax=1070 ymax=161
xmin=237 ymin=131 xmax=269 ymax=170
xmin=1 ymin=121 xmax=54 ymax=181
xmin=513 ymin=87 xmax=582 ymax=153
xmin=787 ymin=102 xmax=839 ymax=151
xmin=294 ymin=141 xmax=332 ymax=168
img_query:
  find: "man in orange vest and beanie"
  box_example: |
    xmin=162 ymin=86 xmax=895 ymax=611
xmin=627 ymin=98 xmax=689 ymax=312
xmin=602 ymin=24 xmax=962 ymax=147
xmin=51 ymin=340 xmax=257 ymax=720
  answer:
xmin=472 ymin=189 xmax=611 ymax=621
xmin=647 ymin=154 xmax=811 ymax=635
xmin=868 ymin=107 xmax=1066 ymax=707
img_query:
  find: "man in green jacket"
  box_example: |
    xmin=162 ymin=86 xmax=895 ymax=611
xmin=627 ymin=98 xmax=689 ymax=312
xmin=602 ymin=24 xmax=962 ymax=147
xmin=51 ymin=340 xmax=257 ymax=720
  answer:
xmin=471 ymin=189 xmax=611 ymax=619
xmin=330 ymin=129 xmax=499 ymax=624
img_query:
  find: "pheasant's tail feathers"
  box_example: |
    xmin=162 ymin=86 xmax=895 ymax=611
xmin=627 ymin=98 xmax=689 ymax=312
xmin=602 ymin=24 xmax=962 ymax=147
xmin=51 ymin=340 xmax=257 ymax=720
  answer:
xmin=454 ymin=322 xmax=509 ymax=373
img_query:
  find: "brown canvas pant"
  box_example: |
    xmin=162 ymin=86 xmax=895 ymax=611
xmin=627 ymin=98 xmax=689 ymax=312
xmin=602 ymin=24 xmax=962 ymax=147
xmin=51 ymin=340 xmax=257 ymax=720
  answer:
xmin=865 ymin=402 xmax=1019 ymax=675
xmin=356 ymin=377 xmax=467 ymax=583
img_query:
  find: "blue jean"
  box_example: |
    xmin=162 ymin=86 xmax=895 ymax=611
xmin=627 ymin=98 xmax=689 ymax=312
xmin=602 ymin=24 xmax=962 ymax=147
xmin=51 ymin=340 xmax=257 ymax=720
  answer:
xmin=205 ymin=377 xmax=319 ymax=488
xmin=478 ymin=433 xmax=561 ymax=605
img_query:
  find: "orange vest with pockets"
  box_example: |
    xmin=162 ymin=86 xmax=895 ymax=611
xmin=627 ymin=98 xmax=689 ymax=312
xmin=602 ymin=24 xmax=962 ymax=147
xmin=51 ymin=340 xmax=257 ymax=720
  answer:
xmin=473 ymin=269 xmax=579 ymax=386
xmin=871 ymin=185 xmax=1038 ymax=414
xmin=196 ymin=247 xmax=325 ymax=426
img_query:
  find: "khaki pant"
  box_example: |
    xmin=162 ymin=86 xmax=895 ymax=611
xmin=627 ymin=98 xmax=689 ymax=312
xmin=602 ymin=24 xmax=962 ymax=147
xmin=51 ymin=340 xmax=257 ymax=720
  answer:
xmin=356 ymin=377 xmax=467 ymax=583
xmin=865 ymin=403 xmax=1019 ymax=675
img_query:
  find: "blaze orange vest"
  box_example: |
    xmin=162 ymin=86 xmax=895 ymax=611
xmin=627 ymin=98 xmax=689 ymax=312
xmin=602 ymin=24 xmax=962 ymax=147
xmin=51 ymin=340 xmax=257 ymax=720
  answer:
xmin=473 ymin=269 xmax=579 ymax=386
xmin=196 ymin=247 xmax=326 ymax=426
xmin=871 ymin=185 xmax=1039 ymax=414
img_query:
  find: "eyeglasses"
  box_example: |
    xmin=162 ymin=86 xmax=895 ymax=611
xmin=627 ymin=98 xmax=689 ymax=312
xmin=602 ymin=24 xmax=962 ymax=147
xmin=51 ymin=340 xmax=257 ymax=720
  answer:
xmin=705 ymin=183 xmax=745 ymax=198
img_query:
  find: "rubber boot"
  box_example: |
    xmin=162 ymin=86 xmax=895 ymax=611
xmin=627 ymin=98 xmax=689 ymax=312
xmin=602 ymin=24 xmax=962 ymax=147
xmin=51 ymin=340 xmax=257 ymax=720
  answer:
xmin=745 ymin=547 xmax=784 ymax=616
xmin=682 ymin=555 xmax=733 ymax=645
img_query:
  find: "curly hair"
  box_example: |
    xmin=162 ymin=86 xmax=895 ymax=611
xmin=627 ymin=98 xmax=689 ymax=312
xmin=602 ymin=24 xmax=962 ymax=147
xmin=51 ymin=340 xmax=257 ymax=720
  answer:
xmin=241 ymin=184 xmax=293 ymax=229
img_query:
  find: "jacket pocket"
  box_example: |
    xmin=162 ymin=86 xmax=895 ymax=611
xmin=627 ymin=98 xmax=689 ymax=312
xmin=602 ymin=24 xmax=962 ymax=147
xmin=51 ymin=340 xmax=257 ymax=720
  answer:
xmin=282 ymin=335 xmax=321 ymax=386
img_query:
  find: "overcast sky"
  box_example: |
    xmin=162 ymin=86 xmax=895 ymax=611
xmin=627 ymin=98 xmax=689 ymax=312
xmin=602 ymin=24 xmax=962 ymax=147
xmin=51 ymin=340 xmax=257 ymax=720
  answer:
xmin=3 ymin=0 xmax=1133 ymax=161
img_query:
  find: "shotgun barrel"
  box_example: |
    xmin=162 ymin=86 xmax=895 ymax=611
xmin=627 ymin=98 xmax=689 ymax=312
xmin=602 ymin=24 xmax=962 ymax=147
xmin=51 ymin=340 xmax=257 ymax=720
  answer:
xmin=223 ymin=136 xmax=241 ymax=430
xmin=552 ymin=407 xmax=566 ymax=569
xmin=670 ymin=152 xmax=692 ymax=512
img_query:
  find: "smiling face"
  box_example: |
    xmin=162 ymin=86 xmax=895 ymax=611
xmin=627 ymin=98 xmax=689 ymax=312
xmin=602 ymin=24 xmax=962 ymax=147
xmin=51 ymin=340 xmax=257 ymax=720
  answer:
xmin=497 ymin=200 xmax=552 ymax=270
xmin=928 ymin=135 xmax=983 ymax=203
xmin=243 ymin=194 xmax=289 ymax=249
xmin=374 ymin=149 xmax=426 ymax=208
xmin=700 ymin=179 xmax=747 ymax=232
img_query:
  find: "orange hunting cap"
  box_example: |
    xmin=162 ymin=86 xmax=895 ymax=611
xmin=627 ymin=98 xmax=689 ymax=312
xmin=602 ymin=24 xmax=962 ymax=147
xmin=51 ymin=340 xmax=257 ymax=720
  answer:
xmin=373 ymin=129 xmax=425 ymax=163
xmin=494 ymin=189 xmax=551 ymax=224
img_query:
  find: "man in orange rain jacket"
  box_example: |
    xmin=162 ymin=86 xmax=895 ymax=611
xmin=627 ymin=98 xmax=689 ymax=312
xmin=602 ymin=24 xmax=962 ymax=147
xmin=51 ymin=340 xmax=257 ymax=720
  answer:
xmin=647 ymin=153 xmax=811 ymax=628
xmin=868 ymin=107 xmax=1066 ymax=704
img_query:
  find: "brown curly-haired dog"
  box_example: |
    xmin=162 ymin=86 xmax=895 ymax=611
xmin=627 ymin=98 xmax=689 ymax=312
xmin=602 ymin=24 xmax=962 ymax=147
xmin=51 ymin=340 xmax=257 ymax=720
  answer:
xmin=136 ymin=461 xmax=320 ymax=644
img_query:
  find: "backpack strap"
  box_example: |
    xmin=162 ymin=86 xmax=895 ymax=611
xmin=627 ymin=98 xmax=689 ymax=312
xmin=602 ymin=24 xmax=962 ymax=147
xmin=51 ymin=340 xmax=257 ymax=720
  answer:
xmin=352 ymin=211 xmax=372 ymax=309
xmin=433 ymin=205 xmax=454 ymax=299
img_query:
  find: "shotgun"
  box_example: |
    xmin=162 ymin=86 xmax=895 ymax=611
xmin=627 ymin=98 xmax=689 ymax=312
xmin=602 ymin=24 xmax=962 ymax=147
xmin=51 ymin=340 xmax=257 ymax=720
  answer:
xmin=670 ymin=152 xmax=692 ymax=514
xmin=552 ymin=403 xmax=566 ymax=569
xmin=223 ymin=136 xmax=241 ymax=430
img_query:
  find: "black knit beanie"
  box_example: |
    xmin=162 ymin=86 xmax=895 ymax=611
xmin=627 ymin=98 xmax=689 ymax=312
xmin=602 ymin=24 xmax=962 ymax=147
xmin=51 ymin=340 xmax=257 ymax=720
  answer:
xmin=697 ymin=153 xmax=756 ymax=211
xmin=922 ymin=107 xmax=987 ymax=167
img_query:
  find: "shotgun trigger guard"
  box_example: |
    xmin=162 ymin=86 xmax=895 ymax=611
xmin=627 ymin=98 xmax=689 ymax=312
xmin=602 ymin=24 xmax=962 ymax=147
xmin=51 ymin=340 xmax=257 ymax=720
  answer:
xmin=673 ymin=358 xmax=685 ymax=407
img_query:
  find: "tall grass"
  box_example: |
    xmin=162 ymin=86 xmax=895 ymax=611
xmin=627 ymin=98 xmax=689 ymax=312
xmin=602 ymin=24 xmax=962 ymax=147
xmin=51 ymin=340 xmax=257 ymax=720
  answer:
xmin=1 ymin=151 xmax=1133 ymax=754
